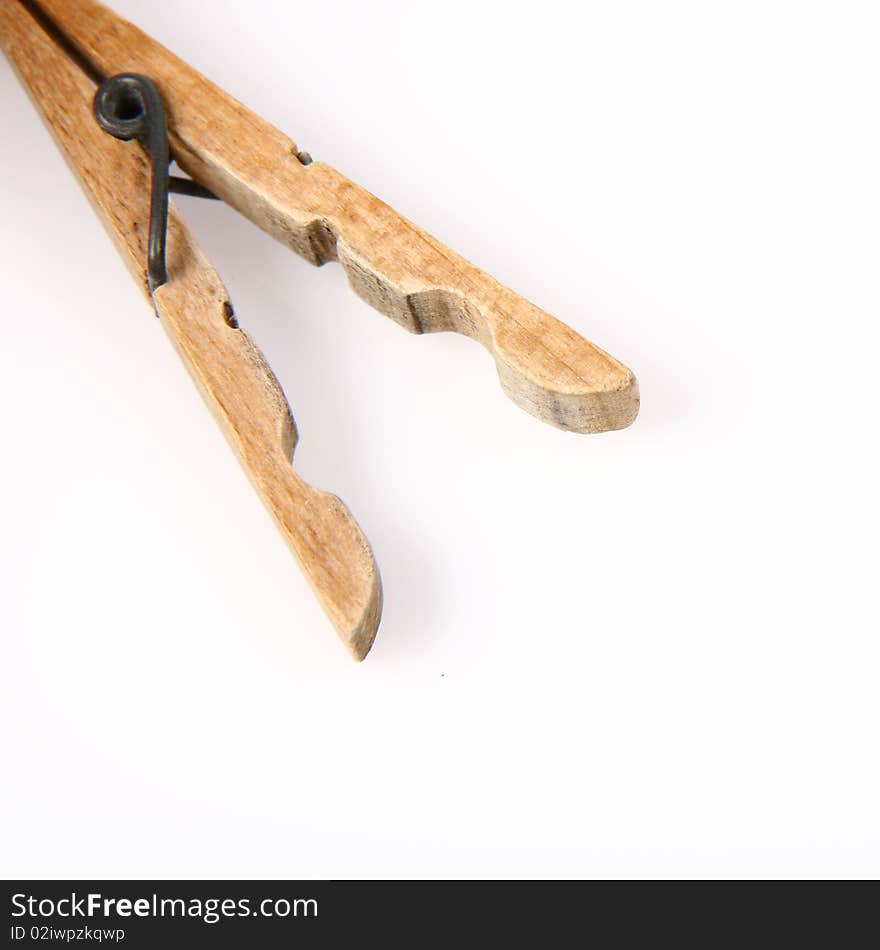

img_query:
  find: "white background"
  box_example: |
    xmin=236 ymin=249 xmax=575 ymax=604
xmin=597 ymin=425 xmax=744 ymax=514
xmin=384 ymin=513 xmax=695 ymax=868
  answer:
xmin=1 ymin=0 xmax=878 ymax=879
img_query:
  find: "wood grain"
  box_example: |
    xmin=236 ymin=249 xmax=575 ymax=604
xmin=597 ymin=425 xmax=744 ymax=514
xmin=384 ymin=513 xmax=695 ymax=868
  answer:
xmin=0 ymin=0 xmax=382 ymax=659
xmin=34 ymin=0 xmax=640 ymax=434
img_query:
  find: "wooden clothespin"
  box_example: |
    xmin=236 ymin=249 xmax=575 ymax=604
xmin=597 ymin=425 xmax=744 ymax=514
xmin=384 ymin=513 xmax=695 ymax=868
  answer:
xmin=0 ymin=0 xmax=639 ymax=659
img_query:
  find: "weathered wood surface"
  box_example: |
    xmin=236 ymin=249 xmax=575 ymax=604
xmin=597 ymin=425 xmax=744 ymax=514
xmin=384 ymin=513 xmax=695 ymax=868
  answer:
xmin=0 ymin=0 xmax=382 ymax=659
xmin=34 ymin=0 xmax=640 ymax=433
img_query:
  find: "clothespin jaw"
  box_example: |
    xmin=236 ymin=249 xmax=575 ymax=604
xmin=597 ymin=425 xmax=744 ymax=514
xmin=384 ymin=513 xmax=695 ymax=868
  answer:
xmin=0 ymin=0 xmax=382 ymax=659
xmin=1 ymin=0 xmax=639 ymax=658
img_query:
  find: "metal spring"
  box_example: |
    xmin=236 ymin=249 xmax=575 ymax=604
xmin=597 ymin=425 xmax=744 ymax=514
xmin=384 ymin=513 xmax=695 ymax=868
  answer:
xmin=93 ymin=73 xmax=216 ymax=293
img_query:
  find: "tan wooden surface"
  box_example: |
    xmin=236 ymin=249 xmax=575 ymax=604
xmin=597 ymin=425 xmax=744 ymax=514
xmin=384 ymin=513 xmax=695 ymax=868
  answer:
xmin=0 ymin=0 xmax=382 ymax=659
xmin=34 ymin=0 xmax=639 ymax=434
